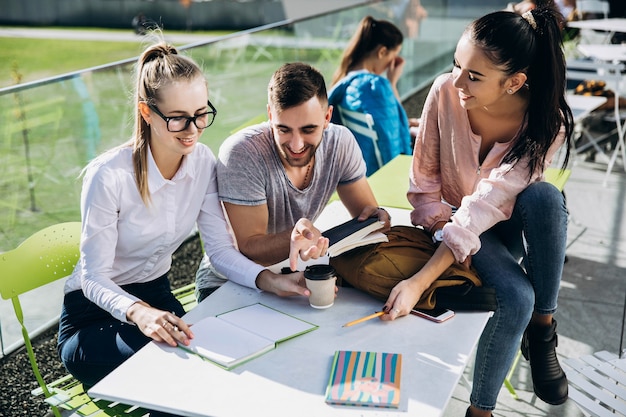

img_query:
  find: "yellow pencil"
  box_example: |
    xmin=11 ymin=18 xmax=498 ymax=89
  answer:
xmin=342 ymin=311 xmax=385 ymax=327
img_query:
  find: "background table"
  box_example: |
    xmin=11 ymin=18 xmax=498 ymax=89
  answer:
xmin=567 ymin=94 xmax=608 ymax=124
xmin=567 ymin=18 xmax=626 ymax=43
xmin=578 ymin=44 xmax=626 ymax=63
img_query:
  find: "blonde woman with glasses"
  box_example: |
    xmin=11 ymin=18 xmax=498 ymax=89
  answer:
xmin=57 ymin=41 xmax=307 ymax=416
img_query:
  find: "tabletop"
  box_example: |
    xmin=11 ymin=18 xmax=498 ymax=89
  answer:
xmin=566 ymin=94 xmax=608 ymax=123
xmin=89 ymin=280 xmax=490 ymax=417
xmin=577 ymin=43 xmax=626 ymax=63
xmin=88 ymin=202 xmax=492 ymax=417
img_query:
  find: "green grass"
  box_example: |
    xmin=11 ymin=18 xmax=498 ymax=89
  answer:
xmin=0 ymin=38 xmax=143 ymax=87
xmin=0 ymin=27 xmax=235 ymax=88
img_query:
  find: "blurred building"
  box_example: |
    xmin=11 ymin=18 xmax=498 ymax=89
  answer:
xmin=1 ymin=0 xmax=288 ymax=30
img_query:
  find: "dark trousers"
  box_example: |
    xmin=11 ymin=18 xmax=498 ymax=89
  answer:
xmin=57 ymin=274 xmax=185 ymax=387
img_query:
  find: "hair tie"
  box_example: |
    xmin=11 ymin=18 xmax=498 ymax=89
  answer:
xmin=522 ymin=10 xmax=537 ymax=30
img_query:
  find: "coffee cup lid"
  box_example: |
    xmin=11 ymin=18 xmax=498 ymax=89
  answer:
xmin=304 ymin=264 xmax=335 ymax=280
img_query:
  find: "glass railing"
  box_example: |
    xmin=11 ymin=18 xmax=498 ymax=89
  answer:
xmin=0 ymin=0 xmax=501 ymax=353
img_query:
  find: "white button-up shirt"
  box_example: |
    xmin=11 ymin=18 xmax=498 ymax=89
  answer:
xmin=64 ymin=143 xmax=264 ymax=322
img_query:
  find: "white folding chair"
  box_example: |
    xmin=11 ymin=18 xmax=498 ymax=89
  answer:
xmin=566 ymin=58 xmax=626 ymax=184
xmin=336 ymin=105 xmax=383 ymax=170
xmin=563 ymin=291 xmax=626 ymax=417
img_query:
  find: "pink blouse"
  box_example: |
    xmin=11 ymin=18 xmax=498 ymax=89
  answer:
xmin=408 ymin=74 xmax=564 ymax=262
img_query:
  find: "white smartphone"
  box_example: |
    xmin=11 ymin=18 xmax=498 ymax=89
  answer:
xmin=410 ymin=307 xmax=455 ymax=323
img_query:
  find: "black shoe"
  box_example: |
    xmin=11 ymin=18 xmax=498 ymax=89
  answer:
xmin=521 ymin=319 xmax=568 ymax=405
xmin=465 ymin=407 xmax=493 ymax=417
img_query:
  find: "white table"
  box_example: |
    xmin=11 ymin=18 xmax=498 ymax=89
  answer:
xmin=566 ymin=94 xmax=609 ymax=157
xmin=578 ymin=44 xmax=626 ymax=63
xmin=89 ymin=203 xmax=492 ymax=417
xmin=567 ymin=93 xmax=608 ymax=124
xmin=567 ymin=18 xmax=626 ymax=43
xmin=89 ymin=281 xmax=490 ymax=417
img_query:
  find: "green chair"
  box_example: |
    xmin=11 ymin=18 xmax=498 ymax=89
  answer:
xmin=0 ymin=222 xmax=147 ymax=417
xmin=172 ymin=282 xmax=198 ymax=312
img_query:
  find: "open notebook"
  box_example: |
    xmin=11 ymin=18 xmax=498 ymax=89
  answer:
xmin=179 ymin=303 xmax=317 ymax=370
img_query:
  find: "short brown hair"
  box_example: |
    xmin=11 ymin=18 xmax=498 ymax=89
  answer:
xmin=267 ymin=62 xmax=328 ymax=113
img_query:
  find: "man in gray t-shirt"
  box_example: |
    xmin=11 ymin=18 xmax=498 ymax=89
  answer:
xmin=196 ymin=62 xmax=390 ymax=302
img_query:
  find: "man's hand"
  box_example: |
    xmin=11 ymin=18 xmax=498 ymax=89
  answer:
xmin=357 ymin=206 xmax=392 ymax=233
xmin=288 ymin=218 xmax=329 ymax=271
xmin=255 ymin=269 xmax=311 ymax=297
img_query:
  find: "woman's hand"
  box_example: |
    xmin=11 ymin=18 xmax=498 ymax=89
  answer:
xmin=127 ymin=301 xmax=193 ymax=347
xmin=380 ymin=278 xmax=427 ymax=321
xmin=288 ymin=218 xmax=329 ymax=271
xmin=387 ymin=56 xmax=405 ymax=87
xmin=380 ymin=243 xmax=457 ymax=320
xmin=461 ymin=254 xmax=472 ymax=270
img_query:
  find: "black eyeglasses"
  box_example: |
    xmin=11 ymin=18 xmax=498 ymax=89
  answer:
xmin=148 ymin=100 xmax=217 ymax=132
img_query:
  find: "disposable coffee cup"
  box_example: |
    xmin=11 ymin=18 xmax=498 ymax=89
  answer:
xmin=304 ymin=264 xmax=337 ymax=309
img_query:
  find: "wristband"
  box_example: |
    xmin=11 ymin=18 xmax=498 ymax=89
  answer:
xmin=377 ymin=207 xmax=391 ymax=221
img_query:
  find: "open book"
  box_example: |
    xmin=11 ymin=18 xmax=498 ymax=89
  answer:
xmin=322 ymin=216 xmax=388 ymax=257
xmin=179 ymin=303 xmax=317 ymax=370
xmin=325 ymin=350 xmax=402 ymax=408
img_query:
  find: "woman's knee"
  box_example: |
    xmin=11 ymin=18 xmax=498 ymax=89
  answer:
xmin=493 ymin=279 xmax=534 ymax=329
xmin=518 ymin=182 xmax=565 ymax=212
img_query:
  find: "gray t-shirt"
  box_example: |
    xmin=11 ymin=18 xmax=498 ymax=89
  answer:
xmin=195 ymin=121 xmax=366 ymax=296
xmin=217 ymin=121 xmax=366 ymax=233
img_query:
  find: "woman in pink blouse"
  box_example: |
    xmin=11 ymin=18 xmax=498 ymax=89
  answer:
xmin=380 ymin=7 xmax=574 ymax=417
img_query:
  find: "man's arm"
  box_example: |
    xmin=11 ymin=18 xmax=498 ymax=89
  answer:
xmin=223 ymin=202 xmax=291 ymax=266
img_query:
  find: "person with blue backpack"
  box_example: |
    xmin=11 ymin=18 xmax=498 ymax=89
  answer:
xmin=328 ymin=16 xmax=417 ymax=176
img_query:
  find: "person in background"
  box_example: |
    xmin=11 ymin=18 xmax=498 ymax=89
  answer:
xmin=328 ymin=16 xmax=417 ymax=177
xmin=195 ymin=62 xmax=391 ymax=302
xmin=57 ymin=41 xmax=308 ymax=413
xmin=507 ymin=0 xmax=577 ymax=22
xmin=506 ymin=0 xmax=538 ymax=14
xmin=380 ymin=8 xmax=574 ymax=417
xmin=555 ymin=0 xmax=577 ymax=20
xmin=398 ymin=0 xmax=428 ymax=39
xmin=131 ymin=12 xmax=147 ymax=35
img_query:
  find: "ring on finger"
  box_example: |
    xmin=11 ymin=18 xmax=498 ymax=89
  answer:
xmin=393 ymin=308 xmax=400 ymax=314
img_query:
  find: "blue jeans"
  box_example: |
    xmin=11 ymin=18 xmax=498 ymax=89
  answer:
xmin=469 ymin=182 xmax=567 ymax=410
xmin=57 ymin=274 xmax=185 ymax=388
